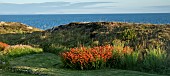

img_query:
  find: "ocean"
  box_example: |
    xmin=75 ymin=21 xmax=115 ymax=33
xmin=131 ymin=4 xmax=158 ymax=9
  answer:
xmin=0 ymin=13 xmax=170 ymax=30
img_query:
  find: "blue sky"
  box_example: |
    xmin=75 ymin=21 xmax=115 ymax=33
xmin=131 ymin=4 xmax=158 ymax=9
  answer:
xmin=0 ymin=0 xmax=170 ymax=14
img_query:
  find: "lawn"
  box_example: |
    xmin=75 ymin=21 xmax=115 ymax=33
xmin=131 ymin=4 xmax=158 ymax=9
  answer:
xmin=0 ymin=53 xmax=166 ymax=76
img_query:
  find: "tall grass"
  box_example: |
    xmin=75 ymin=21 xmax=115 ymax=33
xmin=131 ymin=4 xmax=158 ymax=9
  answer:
xmin=142 ymin=47 xmax=168 ymax=73
xmin=3 ymin=45 xmax=43 ymax=57
xmin=120 ymin=51 xmax=139 ymax=70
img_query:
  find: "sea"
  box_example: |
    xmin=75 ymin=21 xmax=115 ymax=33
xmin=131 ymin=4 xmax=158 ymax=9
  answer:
xmin=0 ymin=13 xmax=170 ymax=30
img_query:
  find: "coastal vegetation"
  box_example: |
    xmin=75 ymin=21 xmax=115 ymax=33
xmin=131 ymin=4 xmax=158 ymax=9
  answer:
xmin=0 ymin=22 xmax=170 ymax=76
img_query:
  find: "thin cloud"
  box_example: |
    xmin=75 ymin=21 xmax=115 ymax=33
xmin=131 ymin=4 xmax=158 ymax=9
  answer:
xmin=0 ymin=2 xmax=116 ymax=14
xmin=147 ymin=5 xmax=170 ymax=9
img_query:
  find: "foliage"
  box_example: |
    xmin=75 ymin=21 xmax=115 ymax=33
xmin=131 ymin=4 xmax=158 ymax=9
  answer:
xmin=0 ymin=42 xmax=10 ymax=51
xmin=0 ymin=22 xmax=170 ymax=75
xmin=142 ymin=47 xmax=168 ymax=73
xmin=61 ymin=44 xmax=135 ymax=70
xmin=41 ymin=43 xmax=68 ymax=55
xmin=120 ymin=51 xmax=139 ymax=70
xmin=61 ymin=42 xmax=169 ymax=74
xmin=0 ymin=22 xmax=170 ymax=52
xmin=121 ymin=29 xmax=137 ymax=41
xmin=3 ymin=45 xmax=43 ymax=57
xmin=108 ymin=40 xmax=136 ymax=69
xmin=61 ymin=45 xmax=113 ymax=70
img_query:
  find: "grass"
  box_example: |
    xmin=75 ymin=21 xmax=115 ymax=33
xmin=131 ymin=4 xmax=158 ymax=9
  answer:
xmin=0 ymin=22 xmax=170 ymax=76
xmin=0 ymin=22 xmax=42 ymax=34
xmin=2 ymin=45 xmax=43 ymax=57
xmin=0 ymin=53 xmax=166 ymax=76
xmin=0 ymin=22 xmax=169 ymax=52
xmin=0 ymin=70 xmax=36 ymax=76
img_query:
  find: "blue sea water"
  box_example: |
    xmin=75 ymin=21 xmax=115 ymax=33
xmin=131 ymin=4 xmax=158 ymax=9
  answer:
xmin=0 ymin=13 xmax=170 ymax=30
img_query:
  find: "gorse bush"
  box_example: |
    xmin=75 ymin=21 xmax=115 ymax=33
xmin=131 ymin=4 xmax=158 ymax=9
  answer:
xmin=61 ymin=45 xmax=113 ymax=70
xmin=0 ymin=42 xmax=9 ymax=51
xmin=3 ymin=45 xmax=43 ymax=57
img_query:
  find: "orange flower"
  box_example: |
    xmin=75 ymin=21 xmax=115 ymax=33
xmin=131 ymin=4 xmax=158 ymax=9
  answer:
xmin=0 ymin=42 xmax=9 ymax=51
xmin=61 ymin=45 xmax=119 ymax=69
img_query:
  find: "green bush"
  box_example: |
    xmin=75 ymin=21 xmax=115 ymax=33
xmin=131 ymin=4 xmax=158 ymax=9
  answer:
xmin=112 ymin=39 xmax=125 ymax=47
xmin=107 ymin=47 xmax=139 ymax=70
xmin=121 ymin=29 xmax=137 ymax=41
xmin=41 ymin=43 xmax=68 ymax=55
xmin=109 ymin=39 xmax=137 ymax=69
xmin=3 ymin=45 xmax=43 ymax=57
xmin=142 ymin=47 xmax=168 ymax=73
xmin=120 ymin=51 xmax=139 ymax=70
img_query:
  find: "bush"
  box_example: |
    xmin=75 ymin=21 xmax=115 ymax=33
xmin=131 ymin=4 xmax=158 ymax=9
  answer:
xmin=121 ymin=29 xmax=137 ymax=41
xmin=0 ymin=42 xmax=9 ymax=51
xmin=61 ymin=44 xmax=135 ymax=70
xmin=61 ymin=45 xmax=113 ymax=70
xmin=3 ymin=45 xmax=43 ymax=57
xmin=120 ymin=51 xmax=139 ymax=70
xmin=41 ymin=43 xmax=68 ymax=55
xmin=107 ymin=45 xmax=136 ymax=69
xmin=142 ymin=47 xmax=168 ymax=73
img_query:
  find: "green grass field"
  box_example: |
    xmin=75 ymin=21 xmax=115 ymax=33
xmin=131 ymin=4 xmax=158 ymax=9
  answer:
xmin=0 ymin=53 xmax=167 ymax=76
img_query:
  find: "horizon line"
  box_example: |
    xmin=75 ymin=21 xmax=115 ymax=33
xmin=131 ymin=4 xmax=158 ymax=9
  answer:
xmin=0 ymin=13 xmax=170 ymax=15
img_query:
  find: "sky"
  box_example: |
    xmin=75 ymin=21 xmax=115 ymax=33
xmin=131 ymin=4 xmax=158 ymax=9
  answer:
xmin=0 ymin=0 xmax=170 ymax=14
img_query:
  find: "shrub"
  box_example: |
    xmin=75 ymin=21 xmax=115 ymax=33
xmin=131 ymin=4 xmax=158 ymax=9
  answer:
xmin=112 ymin=39 xmax=125 ymax=47
xmin=61 ymin=44 xmax=135 ymax=70
xmin=142 ymin=47 xmax=168 ymax=73
xmin=0 ymin=42 xmax=9 ymax=51
xmin=61 ymin=45 xmax=113 ymax=70
xmin=121 ymin=29 xmax=137 ymax=41
xmin=3 ymin=45 xmax=43 ymax=57
xmin=108 ymin=46 xmax=135 ymax=69
xmin=120 ymin=51 xmax=139 ymax=70
xmin=41 ymin=43 xmax=68 ymax=55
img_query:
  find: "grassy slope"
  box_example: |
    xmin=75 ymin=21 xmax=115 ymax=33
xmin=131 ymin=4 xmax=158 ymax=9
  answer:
xmin=1 ymin=53 xmax=165 ymax=76
xmin=0 ymin=22 xmax=42 ymax=34
xmin=0 ymin=22 xmax=169 ymax=52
